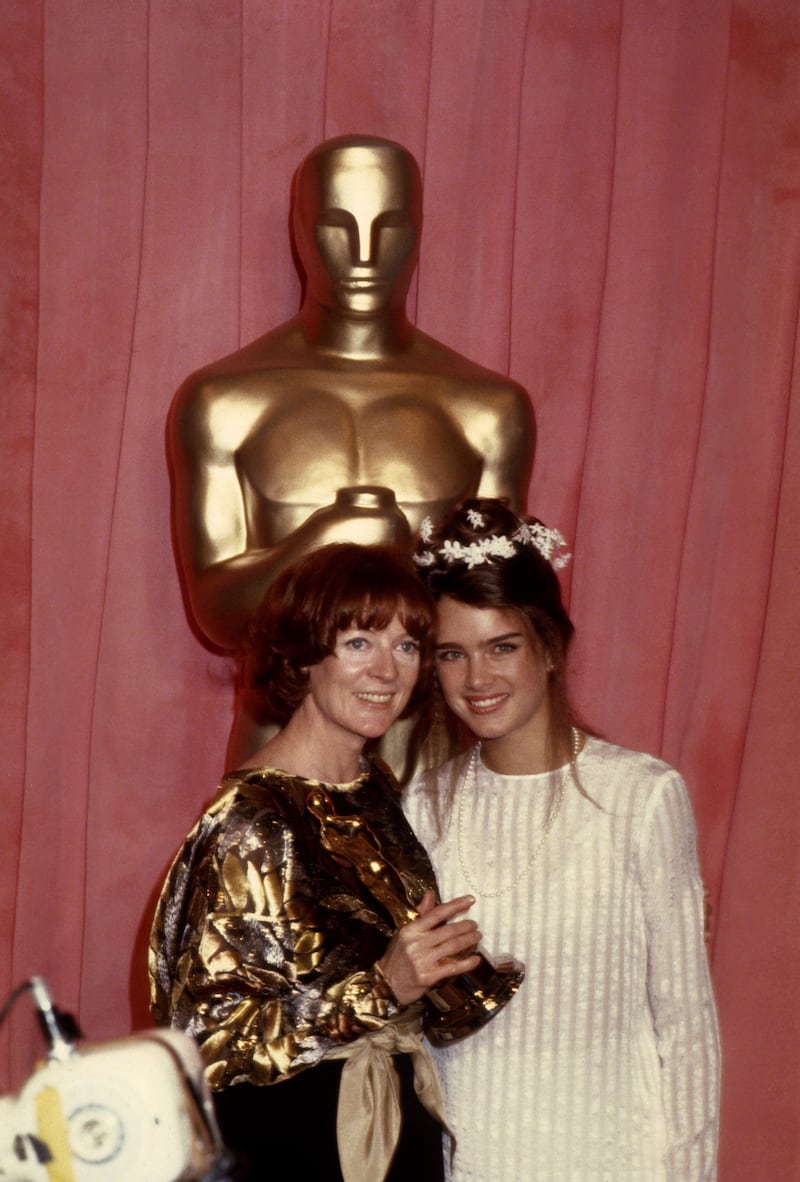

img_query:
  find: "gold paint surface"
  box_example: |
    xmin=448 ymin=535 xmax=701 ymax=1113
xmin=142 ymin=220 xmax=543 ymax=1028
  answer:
xmin=168 ymin=135 xmax=534 ymax=767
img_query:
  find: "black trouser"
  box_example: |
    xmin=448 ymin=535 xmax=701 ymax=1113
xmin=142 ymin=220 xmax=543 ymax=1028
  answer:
xmin=213 ymin=1054 xmax=445 ymax=1182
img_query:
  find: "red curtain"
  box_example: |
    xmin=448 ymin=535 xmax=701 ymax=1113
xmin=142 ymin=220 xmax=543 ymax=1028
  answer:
xmin=2 ymin=2 xmax=798 ymax=1176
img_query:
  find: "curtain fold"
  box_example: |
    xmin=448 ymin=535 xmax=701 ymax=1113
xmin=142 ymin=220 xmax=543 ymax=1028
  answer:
xmin=2 ymin=2 xmax=798 ymax=1177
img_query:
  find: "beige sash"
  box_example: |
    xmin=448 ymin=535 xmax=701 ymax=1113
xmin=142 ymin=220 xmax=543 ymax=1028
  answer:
xmin=326 ymin=1007 xmax=451 ymax=1182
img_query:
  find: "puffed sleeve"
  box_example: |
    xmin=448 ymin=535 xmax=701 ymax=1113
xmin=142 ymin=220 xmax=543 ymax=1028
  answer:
xmin=639 ymin=771 xmax=721 ymax=1181
xmin=149 ymin=789 xmax=401 ymax=1089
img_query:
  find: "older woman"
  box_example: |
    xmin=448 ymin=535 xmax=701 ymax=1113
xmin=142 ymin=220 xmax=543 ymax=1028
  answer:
xmin=149 ymin=543 xmax=481 ymax=1182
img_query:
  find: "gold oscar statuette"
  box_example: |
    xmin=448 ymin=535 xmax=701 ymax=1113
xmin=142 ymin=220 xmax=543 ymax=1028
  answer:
xmin=305 ymin=786 xmax=524 ymax=1046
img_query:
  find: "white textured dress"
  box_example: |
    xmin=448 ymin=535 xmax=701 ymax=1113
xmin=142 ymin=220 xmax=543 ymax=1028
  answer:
xmin=404 ymin=736 xmax=720 ymax=1182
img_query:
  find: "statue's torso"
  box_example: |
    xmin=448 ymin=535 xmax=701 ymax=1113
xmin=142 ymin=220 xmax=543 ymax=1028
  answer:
xmin=216 ymin=367 xmax=494 ymax=543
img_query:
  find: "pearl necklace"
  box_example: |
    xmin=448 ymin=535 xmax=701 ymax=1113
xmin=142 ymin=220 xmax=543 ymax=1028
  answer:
xmin=456 ymin=727 xmax=581 ymax=899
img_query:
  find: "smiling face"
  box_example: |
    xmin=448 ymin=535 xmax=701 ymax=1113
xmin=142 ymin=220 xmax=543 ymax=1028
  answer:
xmin=434 ymin=596 xmax=552 ymax=759
xmin=305 ymin=614 xmax=422 ymax=747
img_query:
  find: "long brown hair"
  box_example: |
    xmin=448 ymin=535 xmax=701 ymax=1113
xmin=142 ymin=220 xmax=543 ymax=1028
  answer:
xmin=415 ymin=499 xmax=578 ymax=761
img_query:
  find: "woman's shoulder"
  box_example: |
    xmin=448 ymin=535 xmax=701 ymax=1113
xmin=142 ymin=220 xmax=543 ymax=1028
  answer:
xmin=579 ymin=735 xmax=691 ymax=815
xmin=581 ymin=734 xmax=678 ymax=777
xmin=403 ymin=751 xmax=471 ymax=840
xmin=406 ymin=750 xmax=471 ymax=798
xmin=183 ymin=769 xmax=302 ymax=855
xmin=216 ymin=765 xmax=314 ymax=809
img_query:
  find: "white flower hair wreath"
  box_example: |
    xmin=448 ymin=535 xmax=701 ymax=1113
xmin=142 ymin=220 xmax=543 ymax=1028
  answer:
xmin=414 ymin=515 xmax=571 ymax=571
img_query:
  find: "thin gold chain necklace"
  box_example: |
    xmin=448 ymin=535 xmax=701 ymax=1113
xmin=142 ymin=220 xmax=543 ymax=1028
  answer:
xmin=456 ymin=727 xmax=581 ymax=899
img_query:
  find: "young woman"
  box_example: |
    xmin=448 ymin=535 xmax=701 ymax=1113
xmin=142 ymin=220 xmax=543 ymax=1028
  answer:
xmin=149 ymin=543 xmax=482 ymax=1182
xmin=405 ymin=499 xmax=721 ymax=1182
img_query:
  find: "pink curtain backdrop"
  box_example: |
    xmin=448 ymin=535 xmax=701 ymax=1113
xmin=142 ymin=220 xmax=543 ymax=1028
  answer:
xmin=2 ymin=1 xmax=798 ymax=1176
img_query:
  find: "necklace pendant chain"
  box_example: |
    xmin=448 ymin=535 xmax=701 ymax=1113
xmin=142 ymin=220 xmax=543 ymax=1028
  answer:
xmin=456 ymin=728 xmax=581 ymax=899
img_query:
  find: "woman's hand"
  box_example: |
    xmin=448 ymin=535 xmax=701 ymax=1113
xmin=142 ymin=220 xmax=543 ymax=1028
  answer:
xmin=378 ymin=890 xmax=482 ymax=1006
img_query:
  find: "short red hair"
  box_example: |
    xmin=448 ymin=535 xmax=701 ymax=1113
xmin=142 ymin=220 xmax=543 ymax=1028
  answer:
xmin=243 ymin=543 xmax=435 ymax=725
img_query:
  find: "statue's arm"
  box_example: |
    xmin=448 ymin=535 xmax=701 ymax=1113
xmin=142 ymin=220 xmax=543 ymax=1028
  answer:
xmin=169 ymin=380 xmax=411 ymax=651
xmin=474 ymin=381 xmax=536 ymax=513
xmin=168 ymin=381 xmax=288 ymax=649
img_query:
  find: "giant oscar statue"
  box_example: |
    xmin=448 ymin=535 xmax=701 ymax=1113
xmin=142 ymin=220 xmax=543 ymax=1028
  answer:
xmin=168 ymin=134 xmax=535 ymax=774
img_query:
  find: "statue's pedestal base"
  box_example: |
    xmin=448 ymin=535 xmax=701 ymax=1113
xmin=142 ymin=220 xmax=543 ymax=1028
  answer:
xmin=423 ymin=953 xmax=525 ymax=1046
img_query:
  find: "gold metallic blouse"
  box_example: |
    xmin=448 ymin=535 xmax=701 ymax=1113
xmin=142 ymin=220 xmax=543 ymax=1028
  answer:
xmin=148 ymin=756 xmax=438 ymax=1090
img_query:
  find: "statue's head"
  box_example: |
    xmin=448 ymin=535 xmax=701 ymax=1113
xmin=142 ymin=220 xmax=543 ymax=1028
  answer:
xmin=292 ymin=135 xmax=423 ymax=317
